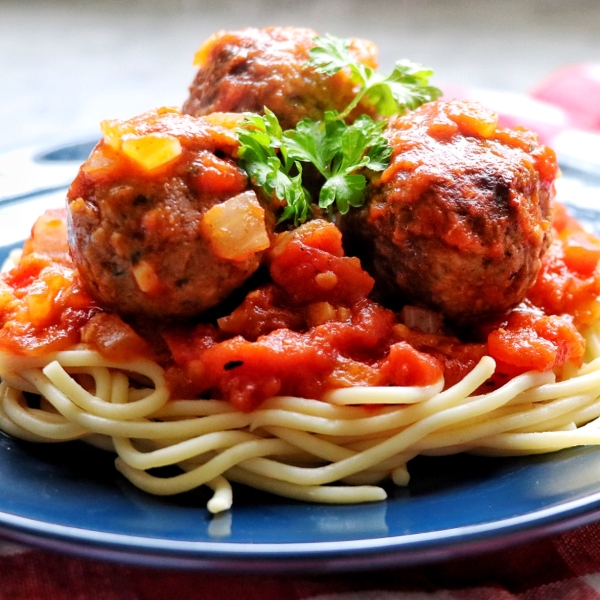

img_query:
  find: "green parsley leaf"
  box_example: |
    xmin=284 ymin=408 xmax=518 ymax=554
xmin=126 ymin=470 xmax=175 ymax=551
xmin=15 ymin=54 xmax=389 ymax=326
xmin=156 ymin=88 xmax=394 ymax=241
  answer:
xmin=239 ymin=109 xmax=390 ymax=222
xmin=308 ymin=34 xmax=442 ymax=119
xmin=321 ymin=174 xmax=366 ymax=214
xmin=282 ymin=117 xmax=334 ymax=176
xmin=312 ymin=114 xmax=389 ymax=214
xmin=237 ymin=109 xmax=313 ymax=226
xmin=278 ymin=164 xmax=312 ymax=225
xmin=307 ymin=34 xmax=370 ymax=80
xmin=236 ymin=37 xmax=439 ymax=225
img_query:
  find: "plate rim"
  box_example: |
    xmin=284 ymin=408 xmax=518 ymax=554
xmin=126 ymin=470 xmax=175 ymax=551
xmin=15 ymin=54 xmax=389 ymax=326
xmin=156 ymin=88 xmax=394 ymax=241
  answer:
xmin=1 ymin=474 xmax=600 ymax=572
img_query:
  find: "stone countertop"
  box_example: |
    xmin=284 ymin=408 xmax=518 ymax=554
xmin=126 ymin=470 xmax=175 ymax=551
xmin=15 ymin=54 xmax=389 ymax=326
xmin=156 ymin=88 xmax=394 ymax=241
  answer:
xmin=1 ymin=0 xmax=599 ymax=152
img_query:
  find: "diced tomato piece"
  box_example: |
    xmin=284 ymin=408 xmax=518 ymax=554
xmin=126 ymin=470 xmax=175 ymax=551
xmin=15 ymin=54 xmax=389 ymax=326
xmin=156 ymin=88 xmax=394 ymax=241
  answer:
xmin=315 ymin=299 xmax=395 ymax=359
xmin=528 ymin=237 xmax=600 ymax=327
xmin=393 ymin=322 xmax=487 ymax=389
xmin=268 ymin=220 xmax=374 ymax=305
xmin=562 ymin=230 xmax=600 ymax=276
xmin=487 ymin=310 xmax=584 ymax=377
xmin=326 ymin=356 xmax=382 ymax=388
xmin=552 ymin=202 xmax=571 ymax=234
xmin=217 ymin=285 xmax=305 ymax=340
xmin=379 ymin=341 xmax=443 ymax=387
xmin=199 ymin=329 xmax=334 ymax=411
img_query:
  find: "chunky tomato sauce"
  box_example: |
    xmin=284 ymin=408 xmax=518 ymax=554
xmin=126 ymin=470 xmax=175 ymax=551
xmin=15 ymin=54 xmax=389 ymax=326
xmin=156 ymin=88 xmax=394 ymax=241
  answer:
xmin=0 ymin=211 xmax=98 ymax=356
xmin=0 ymin=204 xmax=596 ymax=411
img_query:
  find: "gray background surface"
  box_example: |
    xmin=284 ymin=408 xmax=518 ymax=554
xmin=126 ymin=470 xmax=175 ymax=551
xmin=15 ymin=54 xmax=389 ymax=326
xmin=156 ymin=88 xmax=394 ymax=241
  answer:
xmin=1 ymin=0 xmax=599 ymax=152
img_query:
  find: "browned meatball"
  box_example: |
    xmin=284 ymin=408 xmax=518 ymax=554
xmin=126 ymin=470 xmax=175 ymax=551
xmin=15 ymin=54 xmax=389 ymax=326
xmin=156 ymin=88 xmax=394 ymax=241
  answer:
xmin=67 ymin=108 xmax=274 ymax=319
xmin=182 ymin=27 xmax=378 ymax=130
xmin=341 ymin=100 xmax=557 ymax=325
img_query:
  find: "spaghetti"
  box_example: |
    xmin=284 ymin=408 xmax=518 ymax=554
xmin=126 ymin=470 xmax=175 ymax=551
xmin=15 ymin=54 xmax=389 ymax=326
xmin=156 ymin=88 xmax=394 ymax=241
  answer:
xmin=2 ymin=320 xmax=600 ymax=513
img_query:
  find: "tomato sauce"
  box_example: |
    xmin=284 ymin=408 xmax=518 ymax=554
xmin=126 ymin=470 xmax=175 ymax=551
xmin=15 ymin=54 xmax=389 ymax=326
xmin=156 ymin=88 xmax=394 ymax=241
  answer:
xmin=0 ymin=203 xmax=597 ymax=411
xmin=0 ymin=210 xmax=98 ymax=356
xmin=527 ymin=203 xmax=600 ymax=327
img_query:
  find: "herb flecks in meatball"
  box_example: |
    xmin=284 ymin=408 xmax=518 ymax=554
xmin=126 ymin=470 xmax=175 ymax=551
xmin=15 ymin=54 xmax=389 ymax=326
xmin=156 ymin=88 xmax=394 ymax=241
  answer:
xmin=341 ymin=99 xmax=557 ymax=325
xmin=67 ymin=107 xmax=273 ymax=319
xmin=182 ymin=27 xmax=378 ymax=130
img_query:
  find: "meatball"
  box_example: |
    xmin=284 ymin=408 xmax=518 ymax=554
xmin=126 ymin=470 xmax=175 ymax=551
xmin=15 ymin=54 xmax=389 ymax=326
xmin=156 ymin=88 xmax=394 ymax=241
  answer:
xmin=182 ymin=27 xmax=378 ymax=130
xmin=341 ymin=99 xmax=557 ymax=325
xmin=67 ymin=108 xmax=274 ymax=319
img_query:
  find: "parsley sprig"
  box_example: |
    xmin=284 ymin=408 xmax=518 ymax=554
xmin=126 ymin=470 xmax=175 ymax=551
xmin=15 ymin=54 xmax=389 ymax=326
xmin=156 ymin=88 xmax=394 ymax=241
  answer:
xmin=237 ymin=109 xmax=391 ymax=225
xmin=236 ymin=34 xmax=441 ymax=225
xmin=236 ymin=110 xmax=313 ymax=224
xmin=284 ymin=113 xmax=391 ymax=217
xmin=308 ymin=34 xmax=442 ymax=120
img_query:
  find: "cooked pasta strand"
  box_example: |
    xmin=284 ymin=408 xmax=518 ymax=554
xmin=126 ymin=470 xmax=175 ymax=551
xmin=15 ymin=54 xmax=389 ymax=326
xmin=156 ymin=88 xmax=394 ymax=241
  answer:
xmin=0 ymin=346 xmax=599 ymax=513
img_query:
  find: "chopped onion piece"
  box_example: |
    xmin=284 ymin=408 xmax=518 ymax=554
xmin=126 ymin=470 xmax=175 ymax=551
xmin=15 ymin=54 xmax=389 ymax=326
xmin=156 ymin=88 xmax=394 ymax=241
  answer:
xmin=400 ymin=305 xmax=444 ymax=334
xmin=201 ymin=191 xmax=270 ymax=262
xmin=132 ymin=260 xmax=161 ymax=294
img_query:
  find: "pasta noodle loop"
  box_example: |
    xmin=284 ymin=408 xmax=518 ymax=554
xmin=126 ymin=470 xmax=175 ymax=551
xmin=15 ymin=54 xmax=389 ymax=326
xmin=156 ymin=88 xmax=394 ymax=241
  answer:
xmin=1 ymin=345 xmax=600 ymax=513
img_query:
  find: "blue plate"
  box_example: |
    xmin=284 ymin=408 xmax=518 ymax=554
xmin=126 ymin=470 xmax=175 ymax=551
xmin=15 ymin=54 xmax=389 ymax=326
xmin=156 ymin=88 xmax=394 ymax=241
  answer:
xmin=2 ymin=141 xmax=600 ymax=573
